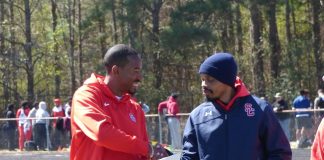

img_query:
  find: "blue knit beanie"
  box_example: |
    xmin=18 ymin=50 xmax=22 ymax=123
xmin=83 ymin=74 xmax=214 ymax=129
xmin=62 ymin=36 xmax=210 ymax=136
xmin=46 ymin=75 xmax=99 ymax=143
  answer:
xmin=199 ymin=53 xmax=237 ymax=87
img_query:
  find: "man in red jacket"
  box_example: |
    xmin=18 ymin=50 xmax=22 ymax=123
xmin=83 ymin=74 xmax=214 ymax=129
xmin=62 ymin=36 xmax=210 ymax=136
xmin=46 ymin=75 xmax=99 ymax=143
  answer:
xmin=166 ymin=93 xmax=182 ymax=149
xmin=70 ymin=44 xmax=152 ymax=160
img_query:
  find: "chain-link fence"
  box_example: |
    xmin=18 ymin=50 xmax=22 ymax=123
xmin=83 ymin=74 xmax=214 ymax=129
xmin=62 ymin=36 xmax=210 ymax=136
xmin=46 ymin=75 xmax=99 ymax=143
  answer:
xmin=0 ymin=110 xmax=321 ymax=159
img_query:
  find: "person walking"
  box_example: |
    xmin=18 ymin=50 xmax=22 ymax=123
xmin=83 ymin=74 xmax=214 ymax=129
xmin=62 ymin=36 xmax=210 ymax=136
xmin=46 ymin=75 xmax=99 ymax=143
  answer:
xmin=181 ymin=53 xmax=291 ymax=160
xmin=70 ymin=44 xmax=153 ymax=160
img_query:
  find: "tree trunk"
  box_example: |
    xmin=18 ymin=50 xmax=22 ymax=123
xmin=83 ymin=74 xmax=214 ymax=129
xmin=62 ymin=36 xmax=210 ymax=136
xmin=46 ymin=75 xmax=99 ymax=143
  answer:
xmin=249 ymin=1 xmax=265 ymax=96
xmin=291 ymin=0 xmax=297 ymax=37
xmin=268 ymin=0 xmax=281 ymax=79
xmin=152 ymin=0 xmax=163 ymax=89
xmin=111 ymin=0 xmax=118 ymax=43
xmin=0 ymin=0 xmax=9 ymax=104
xmin=68 ymin=0 xmax=76 ymax=95
xmin=78 ymin=0 xmax=83 ymax=85
xmin=285 ymin=0 xmax=292 ymax=43
xmin=235 ymin=1 xmax=243 ymax=56
xmin=24 ymin=0 xmax=34 ymax=101
xmin=9 ymin=0 xmax=19 ymax=102
xmin=310 ymin=0 xmax=322 ymax=88
xmin=51 ymin=0 xmax=61 ymax=98
xmin=99 ymin=17 xmax=106 ymax=58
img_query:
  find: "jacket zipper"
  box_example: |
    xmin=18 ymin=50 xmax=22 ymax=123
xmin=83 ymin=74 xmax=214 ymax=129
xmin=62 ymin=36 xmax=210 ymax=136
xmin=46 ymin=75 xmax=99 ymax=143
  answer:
xmin=224 ymin=113 xmax=228 ymax=160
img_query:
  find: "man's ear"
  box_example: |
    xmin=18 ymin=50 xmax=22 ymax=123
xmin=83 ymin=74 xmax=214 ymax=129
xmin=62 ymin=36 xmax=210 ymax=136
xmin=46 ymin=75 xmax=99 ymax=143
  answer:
xmin=111 ymin=65 xmax=119 ymax=75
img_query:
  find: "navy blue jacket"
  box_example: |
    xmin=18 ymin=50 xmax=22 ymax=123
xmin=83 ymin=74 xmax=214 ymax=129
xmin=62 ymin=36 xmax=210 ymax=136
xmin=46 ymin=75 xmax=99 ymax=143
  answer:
xmin=181 ymin=82 xmax=291 ymax=160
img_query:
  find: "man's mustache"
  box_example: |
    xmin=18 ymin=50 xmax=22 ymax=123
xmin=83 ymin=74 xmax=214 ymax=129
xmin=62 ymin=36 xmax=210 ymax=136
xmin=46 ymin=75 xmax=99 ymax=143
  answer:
xmin=202 ymin=87 xmax=213 ymax=93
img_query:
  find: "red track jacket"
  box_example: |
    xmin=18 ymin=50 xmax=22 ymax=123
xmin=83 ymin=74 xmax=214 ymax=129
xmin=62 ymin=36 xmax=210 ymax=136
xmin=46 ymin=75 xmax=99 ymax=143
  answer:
xmin=312 ymin=118 xmax=324 ymax=160
xmin=70 ymin=73 xmax=149 ymax=160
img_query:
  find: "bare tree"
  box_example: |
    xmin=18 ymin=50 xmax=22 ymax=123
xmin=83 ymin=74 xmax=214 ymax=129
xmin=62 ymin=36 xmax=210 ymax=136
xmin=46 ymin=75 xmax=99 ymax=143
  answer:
xmin=51 ymin=0 xmax=61 ymax=98
xmin=77 ymin=0 xmax=84 ymax=85
xmin=9 ymin=0 xmax=19 ymax=102
xmin=68 ymin=0 xmax=77 ymax=94
xmin=267 ymin=0 xmax=281 ymax=79
xmin=151 ymin=0 xmax=164 ymax=88
xmin=0 ymin=0 xmax=10 ymax=104
xmin=249 ymin=1 xmax=265 ymax=96
xmin=310 ymin=0 xmax=322 ymax=88
xmin=24 ymin=0 xmax=34 ymax=101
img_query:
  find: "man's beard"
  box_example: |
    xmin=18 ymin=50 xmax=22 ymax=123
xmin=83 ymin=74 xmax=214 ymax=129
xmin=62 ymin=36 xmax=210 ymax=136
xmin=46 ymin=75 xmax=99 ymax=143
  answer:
xmin=204 ymin=96 xmax=216 ymax=102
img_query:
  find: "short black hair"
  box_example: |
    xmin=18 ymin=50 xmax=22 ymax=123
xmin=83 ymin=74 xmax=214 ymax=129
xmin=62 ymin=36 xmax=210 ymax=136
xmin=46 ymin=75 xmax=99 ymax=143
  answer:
xmin=300 ymin=89 xmax=309 ymax=95
xmin=7 ymin=104 xmax=14 ymax=111
xmin=21 ymin=100 xmax=30 ymax=108
xmin=171 ymin=92 xmax=179 ymax=99
xmin=33 ymin=102 xmax=39 ymax=108
xmin=103 ymin=44 xmax=139 ymax=73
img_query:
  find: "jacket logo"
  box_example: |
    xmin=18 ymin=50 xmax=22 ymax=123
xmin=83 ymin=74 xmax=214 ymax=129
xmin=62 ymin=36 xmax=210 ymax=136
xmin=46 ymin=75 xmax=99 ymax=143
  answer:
xmin=205 ymin=110 xmax=212 ymax=116
xmin=244 ymin=103 xmax=255 ymax=117
xmin=103 ymin=102 xmax=109 ymax=107
xmin=129 ymin=113 xmax=136 ymax=123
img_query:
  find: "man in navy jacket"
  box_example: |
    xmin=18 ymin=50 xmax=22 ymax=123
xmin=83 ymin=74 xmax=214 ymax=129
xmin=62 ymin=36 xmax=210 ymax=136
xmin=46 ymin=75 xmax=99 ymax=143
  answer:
xmin=181 ymin=53 xmax=291 ymax=160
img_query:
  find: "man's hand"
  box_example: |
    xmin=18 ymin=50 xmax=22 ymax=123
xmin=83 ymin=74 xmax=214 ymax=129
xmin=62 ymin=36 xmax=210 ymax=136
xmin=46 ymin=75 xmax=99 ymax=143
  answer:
xmin=148 ymin=142 xmax=171 ymax=160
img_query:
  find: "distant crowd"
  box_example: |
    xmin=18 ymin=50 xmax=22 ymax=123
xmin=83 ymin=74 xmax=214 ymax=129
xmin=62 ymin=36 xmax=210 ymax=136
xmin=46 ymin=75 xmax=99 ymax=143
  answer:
xmin=271 ymin=88 xmax=324 ymax=148
xmin=3 ymin=97 xmax=72 ymax=151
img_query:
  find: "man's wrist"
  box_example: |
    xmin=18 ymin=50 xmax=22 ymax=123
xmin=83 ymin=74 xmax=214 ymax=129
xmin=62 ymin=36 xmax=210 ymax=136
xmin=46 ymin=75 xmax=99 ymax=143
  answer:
xmin=149 ymin=143 xmax=154 ymax=158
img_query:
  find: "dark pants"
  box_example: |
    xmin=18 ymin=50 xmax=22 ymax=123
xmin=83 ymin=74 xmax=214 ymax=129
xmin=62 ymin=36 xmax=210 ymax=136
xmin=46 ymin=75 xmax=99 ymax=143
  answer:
xmin=34 ymin=123 xmax=46 ymax=150
xmin=6 ymin=128 xmax=15 ymax=150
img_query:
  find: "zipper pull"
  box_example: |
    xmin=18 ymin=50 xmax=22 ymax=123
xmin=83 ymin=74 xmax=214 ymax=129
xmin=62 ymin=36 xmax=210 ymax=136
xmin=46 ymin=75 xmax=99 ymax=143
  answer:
xmin=224 ymin=114 xmax=227 ymax=120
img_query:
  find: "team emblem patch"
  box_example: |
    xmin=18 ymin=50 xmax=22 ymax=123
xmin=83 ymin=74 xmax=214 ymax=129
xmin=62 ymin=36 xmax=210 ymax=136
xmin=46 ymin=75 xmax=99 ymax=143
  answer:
xmin=204 ymin=110 xmax=212 ymax=116
xmin=244 ymin=103 xmax=255 ymax=117
xmin=129 ymin=113 xmax=136 ymax=123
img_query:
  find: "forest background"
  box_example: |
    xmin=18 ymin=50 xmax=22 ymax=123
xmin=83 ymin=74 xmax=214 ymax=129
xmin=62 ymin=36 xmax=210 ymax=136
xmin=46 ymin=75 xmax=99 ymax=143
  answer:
xmin=0 ymin=0 xmax=323 ymax=113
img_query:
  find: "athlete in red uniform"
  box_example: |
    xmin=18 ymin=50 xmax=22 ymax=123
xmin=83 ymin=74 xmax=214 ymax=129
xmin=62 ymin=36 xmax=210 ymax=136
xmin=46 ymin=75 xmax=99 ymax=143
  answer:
xmin=16 ymin=101 xmax=31 ymax=151
xmin=70 ymin=44 xmax=151 ymax=160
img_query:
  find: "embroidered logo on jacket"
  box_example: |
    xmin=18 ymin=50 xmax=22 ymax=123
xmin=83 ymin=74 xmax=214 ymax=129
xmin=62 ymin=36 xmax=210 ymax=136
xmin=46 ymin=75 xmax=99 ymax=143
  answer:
xmin=103 ymin=102 xmax=109 ymax=107
xmin=129 ymin=113 xmax=136 ymax=123
xmin=244 ymin=103 xmax=255 ymax=117
xmin=205 ymin=110 xmax=212 ymax=116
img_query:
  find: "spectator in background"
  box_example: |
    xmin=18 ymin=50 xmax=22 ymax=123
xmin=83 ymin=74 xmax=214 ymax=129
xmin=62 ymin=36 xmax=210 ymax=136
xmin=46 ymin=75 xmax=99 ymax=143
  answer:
xmin=167 ymin=93 xmax=182 ymax=149
xmin=158 ymin=97 xmax=169 ymax=144
xmin=51 ymin=98 xmax=65 ymax=151
xmin=158 ymin=99 xmax=168 ymax=116
xmin=16 ymin=101 xmax=31 ymax=151
xmin=5 ymin=104 xmax=17 ymax=151
xmin=139 ymin=102 xmax=150 ymax=114
xmin=27 ymin=102 xmax=39 ymax=140
xmin=64 ymin=102 xmax=72 ymax=145
xmin=35 ymin=101 xmax=50 ymax=150
xmin=314 ymin=89 xmax=324 ymax=111
xmin=272 ymin=92 xmax=291 ymax=140
xmin=314 ymin=89 xmax=324 ymax=128
xmin=64 ymin=97 xmax=72 ymax=116
xmin=293 ymin=89 xmax=313 ymax=148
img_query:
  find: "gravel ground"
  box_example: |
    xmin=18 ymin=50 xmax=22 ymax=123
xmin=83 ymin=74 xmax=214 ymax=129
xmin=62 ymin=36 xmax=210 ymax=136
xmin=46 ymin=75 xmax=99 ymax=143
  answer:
xmin=0 ymin=148 xmax=311 ymax=160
